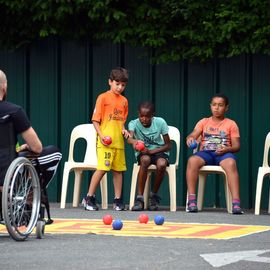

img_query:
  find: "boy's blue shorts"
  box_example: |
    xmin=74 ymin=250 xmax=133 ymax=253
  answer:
xmin=194 ymin=150 xmax=236 ymax=166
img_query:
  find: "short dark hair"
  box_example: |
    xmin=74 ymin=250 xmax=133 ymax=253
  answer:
xmin=138 ymin=101 xmax=155 ymax=114
xmin=211 ymin=93 xmax=229 ymax=105
xmin=109 ymin=67 xmax=129 ymax=82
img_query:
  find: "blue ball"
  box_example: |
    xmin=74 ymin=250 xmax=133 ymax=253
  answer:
xmin=154 ymin=215 xmax=164 ymax=225
xmin=189 ymin=141 xmax=197 ymax=150
xmin=112 ymin=219 xmax=123 ymax=230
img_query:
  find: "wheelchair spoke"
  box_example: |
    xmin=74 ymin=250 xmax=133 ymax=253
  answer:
xmin=3 ymin=157 xmax=41 ymax=240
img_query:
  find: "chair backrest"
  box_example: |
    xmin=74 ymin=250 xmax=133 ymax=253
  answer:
xmin=262 ymin=132 xmax=270 ymax=167
xmin=67 ymin=124 xmax=98 ymax=165
xmin=0 ymin=114 xmax=17 ymax=181
xmin=168 ymin=125 xmax=180 ymax=167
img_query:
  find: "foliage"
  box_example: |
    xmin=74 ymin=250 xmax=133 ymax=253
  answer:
xmin=0 ymin=0 xmax=270 ymax=62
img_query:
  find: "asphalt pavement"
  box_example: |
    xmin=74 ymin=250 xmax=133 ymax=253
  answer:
xmin=0 ymin=204 xmax=270 ymax=270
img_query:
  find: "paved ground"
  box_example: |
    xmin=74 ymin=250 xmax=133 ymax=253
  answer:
xmin=0 ymin=204 xmax=270 ymax=270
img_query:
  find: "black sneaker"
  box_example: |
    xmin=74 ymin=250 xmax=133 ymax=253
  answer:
xmin=232 ymin=202 xmax=244 ymax=214
xmin=187 ymin=199 xmax=198 ymax=213
xmin=0 ymin=211 xmax=4 ymax=225
xmin=148 ymin=193 xmax=161 ymax=211
xmin=113 ymin=198 xmax=125 ymax=211
xmin=131 ymin=197 xmax=144 ymax=211
xmin=82 ymin=195 xmax=99 ymax=211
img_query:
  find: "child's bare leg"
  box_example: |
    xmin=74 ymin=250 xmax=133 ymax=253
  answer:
xmin=219 ymin=158 xmax=240 ymax=200
xmin=186 ymin=156 xmax=205 ymax=194
xmin=112 ymin=170 xmax=123 ymax=198
xmin=152 ymin=158 xmax=167 ymax=193
xmin=137 ymin=155 xmax=151 ymax=195
xmin=88 ymin=170 xmax=106 ymax=196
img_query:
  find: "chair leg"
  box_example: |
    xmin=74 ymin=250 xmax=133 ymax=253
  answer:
xmin=167 ymin=167 xmax=177 ymax=211
xmin=255 ymin=169 xmax=265 ymax=215
xmin=60 ymin=165 xmax=70 ymax=209
xmin=197 ymin=173 xmax=206 ymax=211
xmin=223 ymin=176 xmax=232 ymax=214
xmin=185 ymin=191 xmax=189 ymax=212
xmin=100 ymin=175 xmax=108 ymax=209
xmin=143 ymin=171 xmax=151 ymax=209
xmin=129 ymin=165 xmax=140 ymax=210
xmin=72 ymin=170 xmax=83 ymax=207
xmin=268 ymin=184 xmax=270 ymax=214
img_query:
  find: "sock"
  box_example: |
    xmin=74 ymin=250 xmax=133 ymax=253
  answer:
xmin=188 ymin=194 xmax=196 ymax=202
xmin=232 ymin=199 xmax=241 ymax=209
xmin=136 ymin=195 xmax=144 ymax=201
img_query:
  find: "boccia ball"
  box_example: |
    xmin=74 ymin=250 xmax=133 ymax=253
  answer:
xmin=135 ymin=140 xmax=145 ymax=151
xmin=189 ymin=141 xmax=197 ymax=150
xmin=138 ymin=214 xmax=149 ymax=224
xmin=154 ymin=215 xmax=164 ymax=225
xmin=103 ymin=215 xmax=113 ymax=225
xmin=112 ymin=219 xmax=123 ymax=230
xmin=103 ymin=136 xmax=112 ymax=145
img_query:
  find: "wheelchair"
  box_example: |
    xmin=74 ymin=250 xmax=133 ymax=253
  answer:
xmin=0 ymin=116 xmax=55 ymax=241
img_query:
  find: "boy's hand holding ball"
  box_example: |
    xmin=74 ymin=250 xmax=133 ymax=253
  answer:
xmin=103 ymin=136 xmax=112 ymax=146
xmin=135 ymin=140 xmax=145 ymax=151
xmin=189 ymin=140 xmax=197 ymax=150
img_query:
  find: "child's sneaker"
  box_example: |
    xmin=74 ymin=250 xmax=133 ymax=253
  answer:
xmin=113 ymin=198 xmax=125 ymax=211
xmin=186 ymin=199 xmax=198 ymax=213
xmin=82 ymin=195 xmax=99 ymax=211
xmin=131 ymin=197 xmax=144 ymax=211
xmin=0 ymin=212 xmax=4 ymax=225
xmin=148 ymin=193 xmax=161 ymax=211
xmin=232 ymin=202 xmax=244 ymax=214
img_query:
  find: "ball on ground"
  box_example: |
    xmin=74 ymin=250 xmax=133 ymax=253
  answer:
xmin=154 ymin=215 xmax=164 ymax=225
xmin=103 ymin=215 xmax=113 ymax=225
xmin=138 ymin=214 xmax=149 ymax=224
xmin=112 ymin=219 xmax=123 ymax=230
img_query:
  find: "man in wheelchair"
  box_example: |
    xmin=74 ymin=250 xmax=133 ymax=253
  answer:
xmin=0 ymin=69 xmax=62 ymax=227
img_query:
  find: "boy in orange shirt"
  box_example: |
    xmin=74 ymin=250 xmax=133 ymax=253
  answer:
xmin=82 ymin=67 xmax=129 ymax=211
xmin=186 ymin=93 xmax=243 ymax=214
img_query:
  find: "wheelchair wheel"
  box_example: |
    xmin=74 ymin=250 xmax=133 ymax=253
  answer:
xmin=36 ymin=220 xmax=46 ymax=239
xmin=2 ymin=157 xmax=41 ymax=241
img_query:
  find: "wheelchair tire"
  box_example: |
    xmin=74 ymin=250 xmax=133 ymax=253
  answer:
xmin=2 ymin=157 xmax=41 ymax=241
xmin=36 ymin=220 xmax=45 ymax=239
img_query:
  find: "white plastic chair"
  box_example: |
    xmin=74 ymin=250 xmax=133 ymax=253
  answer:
xmin=255 ymin=132 xmax=270 ymax=215
xmin=60 ymin=124 xmax=107 ymax=209
xmin=186 ymin=143 xmax=232 ymax=213
xmin=129 ymin=126 xmax=180 ymax=212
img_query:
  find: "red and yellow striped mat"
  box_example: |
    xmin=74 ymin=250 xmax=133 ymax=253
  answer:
xmin=1 ymin=218 xmax=269 ymax=239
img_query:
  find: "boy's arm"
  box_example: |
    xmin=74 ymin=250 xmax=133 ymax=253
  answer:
xmin=92 ymin=120 xmax=106 ymax=143
xmin=122 ymin=125 xmax=130 ymax=139
xmin=186 ymin=129 xmax=201 ymax=147
xmin=127 ymin=130 xmax=137 ymax=146
xmin=215 ymin=137 xmax=240 ymax=155
xmin=147 ymin=134 xmax=171 ymax=155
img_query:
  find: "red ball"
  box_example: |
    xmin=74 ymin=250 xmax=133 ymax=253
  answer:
xmin=135 ymin=141 xmax=145 ymax=151
xmin=103 ymin=215 xmax=113 ymax=225
xmin=103 ymin=136 xmax=112 ymax=145
xmin=138 ymin=214 xmax=149 ymax=224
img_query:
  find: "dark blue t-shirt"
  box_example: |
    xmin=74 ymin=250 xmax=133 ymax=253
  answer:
xmin=0 ymin=100 xmax=30 ymax=135
xmin=0 ymin=101 xmax=31 ymax=184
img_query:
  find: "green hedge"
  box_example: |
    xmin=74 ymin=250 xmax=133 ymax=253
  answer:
xmin=0 ymin=0 xmax=270 ymax=62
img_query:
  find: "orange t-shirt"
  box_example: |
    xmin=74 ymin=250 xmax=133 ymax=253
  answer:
xmin=92 ymin=90 xmax=128 ymax=149
xmin=195 ymin=117 xmax=240 ymax=151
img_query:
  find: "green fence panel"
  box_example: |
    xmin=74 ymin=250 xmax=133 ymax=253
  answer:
xmin=1 ymin=38 xmax=270 ymax=210
xmin=29 ymin=39 xmax=59 ymax=201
